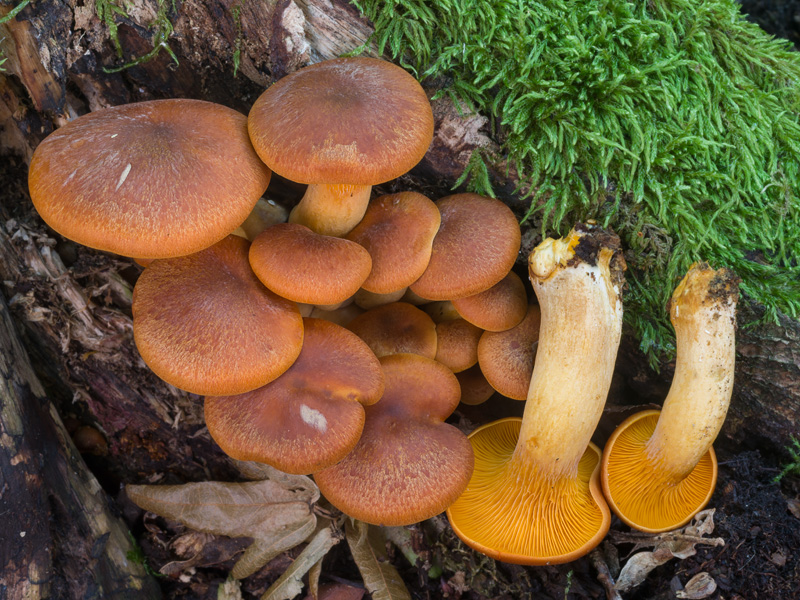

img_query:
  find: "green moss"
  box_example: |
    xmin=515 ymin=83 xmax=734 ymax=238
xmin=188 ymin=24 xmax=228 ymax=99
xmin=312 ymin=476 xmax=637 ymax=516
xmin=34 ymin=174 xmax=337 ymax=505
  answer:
xmin=353 ymin=0 xmax=800 ymax=366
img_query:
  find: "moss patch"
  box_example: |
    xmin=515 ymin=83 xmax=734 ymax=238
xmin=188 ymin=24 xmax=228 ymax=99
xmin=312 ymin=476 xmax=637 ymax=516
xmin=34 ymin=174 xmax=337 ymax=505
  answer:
xmin=354 ymin=0 xmax=800 ymax=365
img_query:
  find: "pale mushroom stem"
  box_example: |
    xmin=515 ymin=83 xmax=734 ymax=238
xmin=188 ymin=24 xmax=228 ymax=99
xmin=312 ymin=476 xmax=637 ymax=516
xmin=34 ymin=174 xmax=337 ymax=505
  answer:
xmin=645 ymin=264 xmax=738 ymax=482
xmin=514 ymin=228 xmax=624 ymax=479
xmin=289 ymin=183 xmax=372 ymax=237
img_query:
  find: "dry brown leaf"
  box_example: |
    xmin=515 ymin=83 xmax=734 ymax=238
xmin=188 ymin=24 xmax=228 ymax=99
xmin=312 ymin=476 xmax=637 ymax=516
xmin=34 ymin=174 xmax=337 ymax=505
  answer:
xmin=676 ymin=572 xmax=717 ymax=599
xmin=261 ymin=522 xmax=341 ymax=600
xmin=127 ymin=474 xmax=319 ymax=580
xmin=614 ymin=510 xmax=724 ymax=593
xmin=303 ymin=584 xmax=365 ymax=600
xmin=346 ymin=519 xmax=411 ymax=600
xmin=787 ymin=497 xmax=800 ymax=519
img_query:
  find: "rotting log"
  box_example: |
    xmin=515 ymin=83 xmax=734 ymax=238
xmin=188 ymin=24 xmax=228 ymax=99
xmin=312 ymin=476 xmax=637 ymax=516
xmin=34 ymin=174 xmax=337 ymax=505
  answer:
xmin=0 ymin=276 xmax=162 ymax=598
xmin=0 ymin=0 xmax=798 ymax=545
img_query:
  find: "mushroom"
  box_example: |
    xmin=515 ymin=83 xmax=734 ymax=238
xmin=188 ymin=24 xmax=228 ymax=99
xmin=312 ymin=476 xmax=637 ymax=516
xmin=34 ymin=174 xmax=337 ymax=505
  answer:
xmin=204 ymin=318 xmax=384 ymax=474
xmin=451 ymin=271 xmax=528 ymax=332
xmin=601 ymin=263 xmax=739 ymax=533
xmin=456 ymin=365 xmax=496 ymax=406
xmin=434 ymin=318 xmax=483 ymax=373
xmin=314 ymin=353 xmax=474 ymax=526
xmin=132 ymin=235 xmax=303 ymax=396
xmin=446 ymin=224 xmax=625 ymax=565
xmin=248 ymin=58 xmax=434 ymax=237
xmin=249 ymin=223 xmax=372 ymax=306
xmin=346 ymin=302 xmax=437 ymax=360
xmin=29 ymin=99 xmax=271 ymax=259
xmin=410 ymin=193 xmax=521 ymax=300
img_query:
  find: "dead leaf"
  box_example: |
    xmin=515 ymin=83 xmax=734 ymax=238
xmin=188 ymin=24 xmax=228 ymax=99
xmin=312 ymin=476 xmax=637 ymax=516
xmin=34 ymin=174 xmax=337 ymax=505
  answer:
xmin=676 ymin=572 xmax=717 ymax=599
xmin=261 ymin=522 xmax=342 ymax=600
xmin=346 ymin=519 xmax=411 ymax=600
xmin=127 ymin=474 xmax=319 ymax=579
xmin=614 ymin=510 xmax=725 ymax=593
xmin=218 ymin=577 xmax=245 ymax=600
xmin=787 ymin=497 xmax=800 ymax=519
xmin=308 ymin=558 xmax=323 ymax=600
xmin=303 ymin=584 xmax=365 ymax=600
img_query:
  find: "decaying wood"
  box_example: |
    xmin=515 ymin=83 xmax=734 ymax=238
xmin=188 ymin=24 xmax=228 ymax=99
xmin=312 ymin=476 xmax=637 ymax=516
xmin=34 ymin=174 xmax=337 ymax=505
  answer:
xmin=0 ymin=275 xmax=162 ymax=598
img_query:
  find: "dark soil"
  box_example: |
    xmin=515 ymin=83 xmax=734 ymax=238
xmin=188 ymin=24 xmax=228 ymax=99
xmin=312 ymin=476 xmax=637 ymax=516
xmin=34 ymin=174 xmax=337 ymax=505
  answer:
xmin=739 ymin=0 xmax=800 ymax=48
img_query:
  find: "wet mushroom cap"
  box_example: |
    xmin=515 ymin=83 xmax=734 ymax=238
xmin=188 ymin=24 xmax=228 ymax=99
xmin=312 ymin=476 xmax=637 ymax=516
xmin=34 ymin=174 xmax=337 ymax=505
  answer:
xmin=410 ymin=194 xmax=521 ymax=300
xmin=29 ymin=99 xmax=271 ymax=259
xmin=346 ymin=302 xmax=437 ymax=359
xmin=132 ymin=235 xmax=303 ymax=396
xmin=477 ymin=304 xmax=541 ymax=400
xmin=204 ymin=318 xmax=384 ymax=474
xmin=314 ymin=353 xmax=474 ymax=526
xmin=249 ymin=223 xmax=372 ymax=305
xmin=248 ymin=57 xmax=434 ymax=185
xmin=346 ymin=192 xmax=441 ymax=294
xmin=452 ymin=271 xmax=528 ymax=332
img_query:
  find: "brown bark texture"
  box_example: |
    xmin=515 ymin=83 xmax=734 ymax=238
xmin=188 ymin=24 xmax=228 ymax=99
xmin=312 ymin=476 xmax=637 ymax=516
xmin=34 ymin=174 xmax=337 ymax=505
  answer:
xmin=0 ymin=0 xmax=799 ymax=594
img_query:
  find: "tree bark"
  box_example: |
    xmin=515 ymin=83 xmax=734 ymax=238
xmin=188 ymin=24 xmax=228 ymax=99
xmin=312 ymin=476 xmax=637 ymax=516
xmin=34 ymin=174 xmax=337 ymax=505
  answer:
xmin=0 ymin=5 xmax=799 ymax=592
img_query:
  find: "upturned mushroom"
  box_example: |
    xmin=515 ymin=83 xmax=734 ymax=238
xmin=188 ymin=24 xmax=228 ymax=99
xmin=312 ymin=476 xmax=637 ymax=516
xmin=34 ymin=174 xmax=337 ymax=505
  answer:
xmin=29 ymin=99 xmax=271 ymax=259
xmin=601 ymin=263 xmax=739 ymax=533
xmin=248 ymin=58 xmax=434 ymax=237
xmin=446 ymin=224 xmax=625 ymax=565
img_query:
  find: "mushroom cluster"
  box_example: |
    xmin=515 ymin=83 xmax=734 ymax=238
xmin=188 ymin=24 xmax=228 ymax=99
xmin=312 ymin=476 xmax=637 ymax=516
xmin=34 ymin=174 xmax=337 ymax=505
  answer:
xmin=27 ymin=56 xmax=739 ymax=558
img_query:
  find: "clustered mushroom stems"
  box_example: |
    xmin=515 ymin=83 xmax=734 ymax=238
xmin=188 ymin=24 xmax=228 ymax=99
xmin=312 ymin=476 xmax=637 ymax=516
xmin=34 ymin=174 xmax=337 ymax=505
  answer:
xmin=25 ymin=54 xmax=741 ymax=566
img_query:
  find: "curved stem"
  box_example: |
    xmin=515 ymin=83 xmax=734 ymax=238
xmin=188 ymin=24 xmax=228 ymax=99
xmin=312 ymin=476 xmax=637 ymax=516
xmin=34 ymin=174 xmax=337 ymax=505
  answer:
xmin=289 ymin=183 xmax=372 ymax=237
xmin=646 ymin=264 xmax=738 ymax=482
xmin=514 ymin=226 xmax=625 ymax=478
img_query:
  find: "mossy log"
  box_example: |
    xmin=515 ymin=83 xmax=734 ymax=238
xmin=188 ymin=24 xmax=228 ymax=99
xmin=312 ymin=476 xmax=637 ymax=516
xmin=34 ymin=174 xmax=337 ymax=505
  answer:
xmin=0 ymin=1 xmax=799 ymax=592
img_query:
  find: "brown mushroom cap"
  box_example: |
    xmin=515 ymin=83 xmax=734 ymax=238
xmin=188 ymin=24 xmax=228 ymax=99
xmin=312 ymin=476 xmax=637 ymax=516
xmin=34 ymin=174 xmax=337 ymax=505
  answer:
xmin=132 ymin=235 xmax=303 ymax=396
xmin=435 ymin=318 xmax=483 ymax=373
xmin=346 ymin=302 xmax=437 ymax=359
xmin=452 ymin=271 xmax=528 ymax=332
xmin=248 ymin=57 xmax=433 ymax=185
xmin=249 ymin=223 xmax=372 ymax=305
xmin=477 ymin=304 xmax=541 ymax=400
xmin=410 ymin=194 xmax=521 ymax=300
xmin=346 ymin=192 xmax=441 ymax=294
xmin=29 ymin=99 xmax=271 ymax=259
xmin=314 ymin=353 xmax=474 ymax=525
xmin=204 ymin=318 xmax=384 ymax=474
xmin=456 ymin=365 xmax=496 ymax=406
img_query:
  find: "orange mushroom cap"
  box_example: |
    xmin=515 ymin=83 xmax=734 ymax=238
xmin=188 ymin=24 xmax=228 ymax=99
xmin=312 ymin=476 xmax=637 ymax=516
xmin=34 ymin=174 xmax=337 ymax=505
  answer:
xmin=477 ymin=303 xmax=541 ymax=400
xmin=249 ymin=223 xmax=372 ymax=305
xmin=132 ymin=235 xmax=302 ymax=396
xmin=204 ymin=318 xmax=384 ymax=474
xmin=346 ymin=192 xmax=441 ymax=294
xmin=452 ymin=271 xmax=528 ymax=332
xmin=410 ymin=194 xmax=521 ymax=300
xmin=346 ymin=302 xmax=437 ymax=360
xmin=315 ymin=353 xmax=474 ymax=526
xmin=29 ymin=99 xmax=271 ymax=259
xmin=456 ymin=365 xmax=496 ymax=406
xmin=435 ymin=318 xmax=483 ymax=373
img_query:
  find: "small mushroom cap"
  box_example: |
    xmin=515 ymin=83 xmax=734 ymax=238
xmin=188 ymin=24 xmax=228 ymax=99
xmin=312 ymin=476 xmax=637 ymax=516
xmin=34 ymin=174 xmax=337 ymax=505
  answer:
xmin=601 ymin=410 xmax=718 ymax=533
xmin=346 ymin=302 xmax=437 ymax=359
xmin=204 ymin=318 xmax=384 ymax=474
xmin=314 ymin=353 xmax=474 ymax=526
xmin=435 ymin=318 xmax=483 ymax=373
xmin=249 ymin=223 xmax=372 ymax=305
xmin=346 ymin=192 xmax=441 ymax=294
xmin=447 ymin=418 xmax=610 ymax=565
xmin=477 ymin=304 xmax=541 ymax=400
xmin=248 ymin=57 xmax=434 ymax=185
xmin=410 ymin=194 xmax=521 ymax=300
xmin=132 ymin=235 xmax=302 ymax=396
xmin=456 ymin=365 xmax=496 ymax=406
xmin=29 ymin=99 xmax=271 ymax=259
xmin=452 ymin=271 xmax=528 ymax=332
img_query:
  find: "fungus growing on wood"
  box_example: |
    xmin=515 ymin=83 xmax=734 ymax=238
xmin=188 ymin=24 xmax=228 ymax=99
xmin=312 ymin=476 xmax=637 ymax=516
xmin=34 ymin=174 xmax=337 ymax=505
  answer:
xmin=447 ymin=224 xmax=625 ymax=564
xmin=315 ymin=353 xmax=473 ymax=525
xmin=29 ymin=99 xmax=271 ymax=259
xmin=204 ymin=318 xmax=384 ymax=474
xmin=132 ymin=235 xmax=303 ymax=396
xmin=248 ymin=57 xmax=434 ymax=237
xmin=601 ymin=263 xmax=739 ymax=533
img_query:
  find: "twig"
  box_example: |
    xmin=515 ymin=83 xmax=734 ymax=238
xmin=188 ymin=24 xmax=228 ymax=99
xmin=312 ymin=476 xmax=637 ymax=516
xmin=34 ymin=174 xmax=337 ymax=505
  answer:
xmin=589 ymin=548 xmax=623 ymax=600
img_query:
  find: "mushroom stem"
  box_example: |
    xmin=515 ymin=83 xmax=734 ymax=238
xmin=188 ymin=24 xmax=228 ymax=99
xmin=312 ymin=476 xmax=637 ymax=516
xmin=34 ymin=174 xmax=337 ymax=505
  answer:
xmin=646 ymin=265 xmax=737 ymax=482
xmin=516 ymin=231 xmax=624 ymax=477
xmin=447 ymin=224 xmax=625 ymax=564
xmin=289 ymin=183 xmax=372 ymax=237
